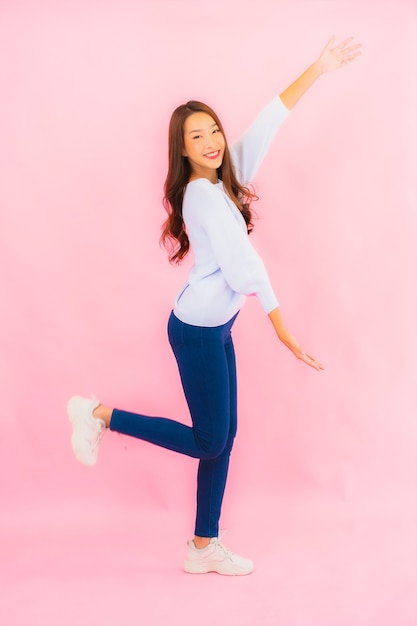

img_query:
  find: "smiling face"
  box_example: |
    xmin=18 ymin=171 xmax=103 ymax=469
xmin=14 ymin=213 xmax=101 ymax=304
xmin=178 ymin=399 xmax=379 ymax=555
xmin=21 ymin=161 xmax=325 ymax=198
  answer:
xmin=182 ymin=112 xmax=226 ymax=183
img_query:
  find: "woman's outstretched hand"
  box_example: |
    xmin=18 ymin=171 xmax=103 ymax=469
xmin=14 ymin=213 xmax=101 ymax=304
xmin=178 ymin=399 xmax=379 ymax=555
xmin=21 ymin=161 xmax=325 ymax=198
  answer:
xmin=268 ymin=308 xmax=324 ymax=371
xmin=297 ymin=349 xmax=324 ymax=371
xmin=279 ymin=35 xmax=361 ymax=110
xmin=318 ymin=36 xmax=362 ymax=73
xmin=285 ymin=334 xmax=325 ymax=372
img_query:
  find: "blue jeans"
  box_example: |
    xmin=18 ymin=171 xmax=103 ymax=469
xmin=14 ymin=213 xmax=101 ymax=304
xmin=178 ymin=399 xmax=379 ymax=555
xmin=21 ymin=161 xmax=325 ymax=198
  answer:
xmin=110 ymin=310 xmax=239 ymax=537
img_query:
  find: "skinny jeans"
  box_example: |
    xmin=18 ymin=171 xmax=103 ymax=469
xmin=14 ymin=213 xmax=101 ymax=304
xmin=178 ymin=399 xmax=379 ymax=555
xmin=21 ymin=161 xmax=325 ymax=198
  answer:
xmin=110 ymin=310 xmax=238 ymax=537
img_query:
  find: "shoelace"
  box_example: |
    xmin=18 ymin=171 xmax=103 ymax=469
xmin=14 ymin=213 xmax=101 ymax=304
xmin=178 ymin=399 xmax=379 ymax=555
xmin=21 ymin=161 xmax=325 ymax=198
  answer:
xmin=91 ymin=424 xmax=105 ymax=453
xmin=215 ymin=542 xmax=235 ymax=561
xmin=214 ymin=531 xmax=236 ymax=561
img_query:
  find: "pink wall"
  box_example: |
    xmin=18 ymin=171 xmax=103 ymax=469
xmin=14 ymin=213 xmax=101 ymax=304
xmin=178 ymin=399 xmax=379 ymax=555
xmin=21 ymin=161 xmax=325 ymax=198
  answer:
xmin=0 ymin=1 xmax=416 ymax=625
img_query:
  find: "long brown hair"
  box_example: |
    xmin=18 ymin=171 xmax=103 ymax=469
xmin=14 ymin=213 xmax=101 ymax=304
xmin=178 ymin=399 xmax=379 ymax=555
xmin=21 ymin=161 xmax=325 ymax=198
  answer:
xmin=161 ymin=100 xmax=258 ymax=264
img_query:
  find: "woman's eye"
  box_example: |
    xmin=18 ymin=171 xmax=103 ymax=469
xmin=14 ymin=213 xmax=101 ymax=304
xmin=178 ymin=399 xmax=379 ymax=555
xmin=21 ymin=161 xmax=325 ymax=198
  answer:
xmin=192 ymin=135 xmax=201 ymax=140
xmin=213 ymin=129 xmax=220 ymax=134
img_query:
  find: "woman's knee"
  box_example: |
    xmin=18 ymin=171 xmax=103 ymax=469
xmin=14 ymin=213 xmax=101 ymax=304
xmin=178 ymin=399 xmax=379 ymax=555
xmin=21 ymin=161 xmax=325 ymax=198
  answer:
xmin=194 ymin=429 xmax=225 ymax=458
xmin=197 ymin=431 xmax=235 ymax=460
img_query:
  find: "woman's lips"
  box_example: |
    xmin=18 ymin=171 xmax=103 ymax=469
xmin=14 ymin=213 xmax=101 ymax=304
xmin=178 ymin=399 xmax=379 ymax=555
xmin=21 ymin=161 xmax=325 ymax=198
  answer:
xmin=204 ymin=150 xmax=221 ymax=160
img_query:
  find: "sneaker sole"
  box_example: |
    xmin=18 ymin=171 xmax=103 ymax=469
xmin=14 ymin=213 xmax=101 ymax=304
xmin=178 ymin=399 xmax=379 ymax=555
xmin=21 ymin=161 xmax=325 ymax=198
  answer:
xmin=183 ymin=560 xmax=254 ymax=576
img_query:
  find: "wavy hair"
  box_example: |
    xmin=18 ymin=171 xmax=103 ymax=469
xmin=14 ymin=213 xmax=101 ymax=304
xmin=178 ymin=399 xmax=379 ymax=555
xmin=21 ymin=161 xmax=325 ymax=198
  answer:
xmin=161 ymin=100 xmax=258 ymax=264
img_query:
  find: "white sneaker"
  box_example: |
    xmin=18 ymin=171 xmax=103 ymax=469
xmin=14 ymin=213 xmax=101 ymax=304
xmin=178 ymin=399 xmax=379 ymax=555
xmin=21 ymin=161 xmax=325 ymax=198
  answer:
xmin=67 ymin=396 xmax=106 ymax=466
xmin=183 ymin=536 xmax=254 ymax=576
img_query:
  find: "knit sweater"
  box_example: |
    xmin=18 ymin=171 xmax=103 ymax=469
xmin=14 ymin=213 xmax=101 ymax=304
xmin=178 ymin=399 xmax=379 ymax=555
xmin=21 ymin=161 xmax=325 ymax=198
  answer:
xmin=173 ymin=97 xmax=290 ymax=327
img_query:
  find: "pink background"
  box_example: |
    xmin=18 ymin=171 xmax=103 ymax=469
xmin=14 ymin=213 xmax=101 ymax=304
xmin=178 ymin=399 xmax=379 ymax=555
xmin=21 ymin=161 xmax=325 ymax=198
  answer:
xmin=0 ymin=1 xmax=416 ymax=625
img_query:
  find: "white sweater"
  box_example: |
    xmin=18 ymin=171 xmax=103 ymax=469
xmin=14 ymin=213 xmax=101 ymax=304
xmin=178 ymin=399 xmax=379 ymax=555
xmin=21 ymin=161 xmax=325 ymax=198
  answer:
xmin=173 ymin=97 xmax=290 ymax=327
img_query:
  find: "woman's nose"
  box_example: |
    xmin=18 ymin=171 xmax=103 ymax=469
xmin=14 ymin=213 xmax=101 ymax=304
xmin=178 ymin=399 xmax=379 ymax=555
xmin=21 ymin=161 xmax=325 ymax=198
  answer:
xmin=205 ymin=135 xmax=217 ymax=149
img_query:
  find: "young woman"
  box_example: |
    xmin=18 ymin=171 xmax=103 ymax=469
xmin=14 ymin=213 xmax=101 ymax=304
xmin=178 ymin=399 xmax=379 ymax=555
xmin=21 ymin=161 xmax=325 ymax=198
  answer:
xmin=68 ymin=36 xmax=361 ymax=576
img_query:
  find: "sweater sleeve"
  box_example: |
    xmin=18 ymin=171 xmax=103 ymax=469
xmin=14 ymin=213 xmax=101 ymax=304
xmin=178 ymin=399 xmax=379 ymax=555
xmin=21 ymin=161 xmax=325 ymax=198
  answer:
xmin=229 ymin=97 xmax=290 ymax=185
xmin=185 ymin=180 xmax=279 ymax=313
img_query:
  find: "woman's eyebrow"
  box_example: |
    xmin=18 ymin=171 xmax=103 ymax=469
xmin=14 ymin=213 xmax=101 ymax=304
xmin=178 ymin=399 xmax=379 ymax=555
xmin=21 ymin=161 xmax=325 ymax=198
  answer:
xmin=188 ymin=123 xmax=218 ymax=134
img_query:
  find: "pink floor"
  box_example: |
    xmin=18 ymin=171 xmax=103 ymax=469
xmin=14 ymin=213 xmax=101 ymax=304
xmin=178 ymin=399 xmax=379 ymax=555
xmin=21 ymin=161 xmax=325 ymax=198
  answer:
xmin=1 ymin=491 xmax=415 ymax=626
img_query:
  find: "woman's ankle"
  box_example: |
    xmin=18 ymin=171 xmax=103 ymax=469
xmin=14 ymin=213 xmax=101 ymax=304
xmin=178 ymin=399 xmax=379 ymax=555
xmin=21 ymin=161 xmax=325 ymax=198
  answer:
xmin=93 ymin=404 xmax=112 ymax=428
xmin=194 ymin=536 xmax=211 ymax=550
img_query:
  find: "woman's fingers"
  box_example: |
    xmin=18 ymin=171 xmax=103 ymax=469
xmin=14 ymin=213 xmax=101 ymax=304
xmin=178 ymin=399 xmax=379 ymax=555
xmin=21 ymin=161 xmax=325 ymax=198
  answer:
xmin=300 ymin=351 xmax=324 ymax=371
xmin=337 ymin=36 xmax=354 ymax=49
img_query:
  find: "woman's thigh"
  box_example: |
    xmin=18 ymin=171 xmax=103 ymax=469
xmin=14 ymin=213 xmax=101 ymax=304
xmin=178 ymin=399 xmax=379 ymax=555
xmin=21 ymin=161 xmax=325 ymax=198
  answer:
xmin=168 ymin=314 xmax=234 ymax=455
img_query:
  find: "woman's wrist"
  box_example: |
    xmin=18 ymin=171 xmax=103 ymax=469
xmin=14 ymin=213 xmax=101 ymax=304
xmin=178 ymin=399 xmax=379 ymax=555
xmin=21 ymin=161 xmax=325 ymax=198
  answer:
xmin=312 ymin=59 xmax=325 ymax=76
